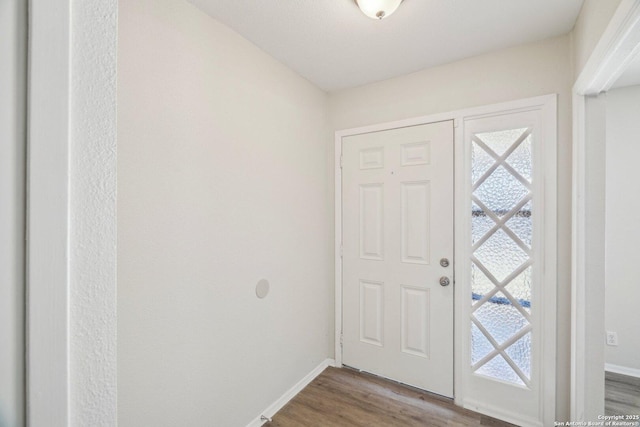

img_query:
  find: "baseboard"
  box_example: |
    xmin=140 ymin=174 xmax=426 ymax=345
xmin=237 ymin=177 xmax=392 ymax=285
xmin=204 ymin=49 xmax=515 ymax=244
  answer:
xmin=246 ymin=358 xmax=336 ymax=427
xmin=605 ymin=363 xmax=640 ymax=378
xmin=462 ymin=398 xmax=543 ymax=427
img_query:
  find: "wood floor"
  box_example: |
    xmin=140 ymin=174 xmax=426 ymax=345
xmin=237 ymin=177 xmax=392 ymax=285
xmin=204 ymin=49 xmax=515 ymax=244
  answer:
xmin=268 ymin=367 xmax=515 ymax=426
xmin=605 ymin=371 xmax=640 ymax=417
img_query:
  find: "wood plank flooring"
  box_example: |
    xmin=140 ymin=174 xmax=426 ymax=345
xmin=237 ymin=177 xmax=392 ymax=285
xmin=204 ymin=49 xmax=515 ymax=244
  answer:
xmin=268 ymin=367 xmax=515 ymax=426
xmin=605 ymin=371 xmax=640 ymax=418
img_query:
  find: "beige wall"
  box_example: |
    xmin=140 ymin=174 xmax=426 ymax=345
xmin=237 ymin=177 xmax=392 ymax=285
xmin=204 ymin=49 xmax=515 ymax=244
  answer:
xmin=572 ymin=0 xmax=624 ymax=80
xmin=605 ymin=84 xmax=640 ymax=373
xmin=116 ymin=0 xmax=626 ymax=421
xmin=117 ymin=0 xmax=331 ymax=425
xmin=328 ymin=35 xmax=573 ymax=420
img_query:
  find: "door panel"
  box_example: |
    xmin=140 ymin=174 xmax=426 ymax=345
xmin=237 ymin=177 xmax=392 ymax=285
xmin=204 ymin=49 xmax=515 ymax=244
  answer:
xmin=342 ymin=121 xmax=454 ymax=396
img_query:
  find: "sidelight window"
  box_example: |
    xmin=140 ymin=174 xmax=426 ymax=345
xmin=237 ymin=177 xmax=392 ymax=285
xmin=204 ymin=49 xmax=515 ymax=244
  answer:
xmin=470 ymin=127 xmax=534 ymax=387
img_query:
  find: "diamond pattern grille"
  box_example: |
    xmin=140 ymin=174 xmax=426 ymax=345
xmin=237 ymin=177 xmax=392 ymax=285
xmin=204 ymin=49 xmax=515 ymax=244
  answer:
xmin=470 ymin=127 xmax=533 ymax=387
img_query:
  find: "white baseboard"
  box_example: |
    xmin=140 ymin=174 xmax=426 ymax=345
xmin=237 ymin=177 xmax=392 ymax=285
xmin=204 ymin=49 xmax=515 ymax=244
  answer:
xmin=462 ymin=398 xmax=542 ymax=427
xmin=605 ymin=363 xmax=640 ymax=378
xmin=246 ymin=358 xmax=336 ymax=427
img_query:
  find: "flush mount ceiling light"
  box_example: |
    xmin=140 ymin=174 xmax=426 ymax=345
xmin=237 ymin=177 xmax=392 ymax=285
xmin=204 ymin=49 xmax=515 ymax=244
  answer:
xmin=355 ymin=0 xmax=404 ymax=20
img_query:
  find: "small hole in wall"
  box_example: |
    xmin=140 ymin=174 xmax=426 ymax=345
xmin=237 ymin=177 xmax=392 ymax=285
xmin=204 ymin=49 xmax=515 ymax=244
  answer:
xmin=256 ymin=279 xmax=270 ymax=299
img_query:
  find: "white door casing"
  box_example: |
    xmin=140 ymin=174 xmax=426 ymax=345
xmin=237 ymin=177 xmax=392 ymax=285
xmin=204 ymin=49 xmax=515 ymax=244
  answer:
xmin=28 ymin=1 xmax=118 ymax=425
xmin=0 ymin=0 xmax=26 ymax=424
xmin=571 ymin=0 xmax=640 ymax=420
xmin=341 ymin=121 xmax=454 ymax=396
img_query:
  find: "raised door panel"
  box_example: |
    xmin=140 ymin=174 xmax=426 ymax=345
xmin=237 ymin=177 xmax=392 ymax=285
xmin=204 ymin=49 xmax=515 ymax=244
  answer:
xmin=359 ymin=184 xmax=384 ymax=260
xmin=401 ymin=286 xmax=430 ymax=358
xmin=401 ymin=181 xmax=431 ymax=265
xmin=360 ymin=281 xmax=384 ymax=347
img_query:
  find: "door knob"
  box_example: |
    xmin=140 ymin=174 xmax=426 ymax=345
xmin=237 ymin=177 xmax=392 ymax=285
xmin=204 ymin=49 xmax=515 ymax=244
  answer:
xmin=439 ymin=276 xmax=451 ymax=287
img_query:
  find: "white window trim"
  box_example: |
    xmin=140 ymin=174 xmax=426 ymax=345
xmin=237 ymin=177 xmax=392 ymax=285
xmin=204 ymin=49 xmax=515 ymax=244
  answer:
xmin=571 ymin=0 xmax=640 ymax=421
xmin=334 ymin=94 xmax=557 ymax=426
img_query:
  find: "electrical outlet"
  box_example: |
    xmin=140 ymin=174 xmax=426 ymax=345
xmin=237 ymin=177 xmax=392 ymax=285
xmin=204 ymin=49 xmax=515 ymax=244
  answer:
xmin=606 ymin=331 xmax=618 ymax=346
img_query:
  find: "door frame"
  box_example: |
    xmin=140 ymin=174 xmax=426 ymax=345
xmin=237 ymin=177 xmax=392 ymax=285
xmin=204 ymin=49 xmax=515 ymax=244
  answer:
xmin=334 ymin=94 xmax=557 ymax=425
xmin=28 ymin=2 xmax=72 ymax=424
xmin=28 ymin=1 xmax=118 ymax=425
xmin=0 ymin=1 xmax=27 ymax=425
xmin=571 ymin=0 xmax=640 ymax=421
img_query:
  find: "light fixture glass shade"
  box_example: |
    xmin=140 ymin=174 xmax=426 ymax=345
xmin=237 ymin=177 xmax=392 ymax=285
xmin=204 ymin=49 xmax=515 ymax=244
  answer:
xmin=356 ymin=0 xmax=403 ymax=20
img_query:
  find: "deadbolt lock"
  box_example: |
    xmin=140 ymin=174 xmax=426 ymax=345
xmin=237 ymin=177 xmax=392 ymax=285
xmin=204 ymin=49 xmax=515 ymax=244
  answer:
xmin=440 ymin=258 xmax=450 ymax=267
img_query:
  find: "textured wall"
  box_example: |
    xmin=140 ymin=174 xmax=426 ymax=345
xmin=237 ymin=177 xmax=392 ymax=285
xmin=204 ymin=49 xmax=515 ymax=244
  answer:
xmin=328 ymin=35 xmax=574 ymax=420
xmin=70 ymin=0 xmax=118 ymax=425
xmin=605 ymin=85 xmax=640 ymax=372
xmin=117 ymin=0 xmax=331 ymax=425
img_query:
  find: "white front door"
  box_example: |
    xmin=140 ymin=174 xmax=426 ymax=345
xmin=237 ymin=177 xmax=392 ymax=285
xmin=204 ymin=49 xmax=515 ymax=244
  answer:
xmin=341 ymin=121 xmax=454 ymax=396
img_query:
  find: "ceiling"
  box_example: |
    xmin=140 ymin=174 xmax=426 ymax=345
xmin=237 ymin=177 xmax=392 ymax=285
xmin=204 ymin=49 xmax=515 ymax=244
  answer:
xmin=188 ymin=0 xmax=585 ymax=92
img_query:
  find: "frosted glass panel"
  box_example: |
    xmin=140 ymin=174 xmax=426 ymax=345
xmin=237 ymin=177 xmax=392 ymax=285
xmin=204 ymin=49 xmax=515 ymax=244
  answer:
xmin=474 ymin=229 xmax=529 ymax=282
xmin=506 ymin=135 xmax=533 ymax=182
xmin=505 ymin=200 xmax=533 ymax=248
xmin=505 ymin=332 xmax=532 ymax=379
xmin=471 ymin=323 xmax=494 ymax=365
xmin=471 ymin=202 xmax=495 ymax=245
xmin=472 ymin=141 xmax=495 ymax=184
xmin=473 ymin=292 xmax=528 ymax=345
xmin=474 ymin=165 xmax=529 ymax=217
xmin=475 ymin=354 xmax=525 ymax=386
xmin=470 ymin=126 xmax=534 ymax=388
xmin=471 ymin=262 xmax=495 ymax=302
xmin=476 ymin=128 xmax=528 ymax=156
xmin=505 ymin=266 xmax=532 ymax=311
